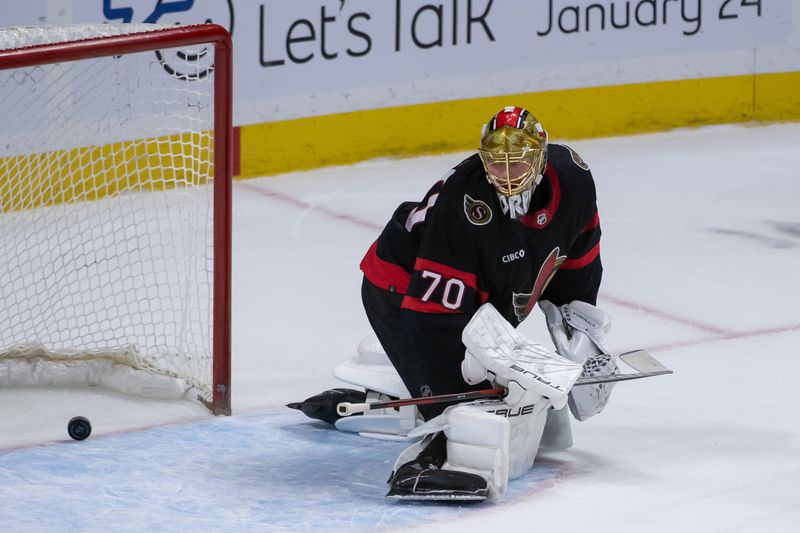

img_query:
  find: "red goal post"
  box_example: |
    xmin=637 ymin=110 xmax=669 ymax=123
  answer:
xmin=0 ymin=24 xmax=233 ymax=415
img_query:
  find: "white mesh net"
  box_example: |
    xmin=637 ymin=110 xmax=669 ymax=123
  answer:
xmin=0 ymin=24 xmax=223 ymax=404
xmin=0 ymin=23 xmax=163 ymax=49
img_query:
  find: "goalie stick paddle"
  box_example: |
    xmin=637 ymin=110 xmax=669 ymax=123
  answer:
xmin=335 ymin=350 xmax=673 ymax=416
xmin=336 ymin=387 xmax=506 ymax=417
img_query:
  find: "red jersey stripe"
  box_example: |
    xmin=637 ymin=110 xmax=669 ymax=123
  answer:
xmin=477 ymin=289 xmax=490 ymax=304
xmin=561 ymin=242 xmax=600 ymax=270
xmin=520 ymin=163 xmax=560 ymax=230
xmin=360 ymin=240 xmax=411 ymax=294
xmin=581 ymin=212 xmax=600 ymax=233
xmin=413 ymin=258 xmax=478 ymax=289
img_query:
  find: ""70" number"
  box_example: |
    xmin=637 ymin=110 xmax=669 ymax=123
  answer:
xmin=420 ymin=270 xmax=466 ymax=310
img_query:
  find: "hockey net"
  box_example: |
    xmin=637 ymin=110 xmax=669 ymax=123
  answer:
xmin=0 ymin=24 xmax=232 ymax=414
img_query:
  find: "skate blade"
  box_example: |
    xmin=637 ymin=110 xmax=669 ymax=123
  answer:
xmin=386 ymin=491 xmax=487 ymax=502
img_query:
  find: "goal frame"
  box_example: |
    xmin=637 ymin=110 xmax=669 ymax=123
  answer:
xmin=0 ymin=24 xmax=233 ymax=415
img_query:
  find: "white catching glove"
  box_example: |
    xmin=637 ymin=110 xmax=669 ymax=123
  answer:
xmin=539 ymin=300 xmax=611 ymax=364
xmin=539 ymin=300 xmax=617 ymax=421
xmin=461 ymin=303 xmax=583 ymax=410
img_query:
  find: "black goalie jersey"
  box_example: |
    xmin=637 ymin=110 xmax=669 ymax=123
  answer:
xmin=359 ymin=144 xmax=602 ymax=402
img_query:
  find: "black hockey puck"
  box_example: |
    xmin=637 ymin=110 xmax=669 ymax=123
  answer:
xmin=67 ymin=416 xmax=92 ymax=441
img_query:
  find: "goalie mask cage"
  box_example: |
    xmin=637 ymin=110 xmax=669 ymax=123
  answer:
xmin=0 ymin=24 xmax=232 ymax=415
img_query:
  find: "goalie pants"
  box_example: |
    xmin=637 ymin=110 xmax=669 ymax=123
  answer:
xmin=361 ymin=277 xmax=491 ymax=420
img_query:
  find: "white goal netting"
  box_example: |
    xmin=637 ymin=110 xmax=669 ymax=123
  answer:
xmin=0 ymin=24 xmax=228 ymax=407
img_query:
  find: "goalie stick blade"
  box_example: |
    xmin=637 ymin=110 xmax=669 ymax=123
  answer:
xmin=618 ymin=350 xmax=670 ymax=373
xmin=574 ymin=369 xmax=672 ymax=386
xmin=573 ymin=349 xmax=673 ymax=386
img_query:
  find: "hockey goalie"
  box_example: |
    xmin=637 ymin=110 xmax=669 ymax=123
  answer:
xmin=289 ymin=106 xmax=625 ymax=500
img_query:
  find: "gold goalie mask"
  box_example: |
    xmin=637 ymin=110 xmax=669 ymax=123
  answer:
xmin=479 ymin=106 xmax=548 ymax=219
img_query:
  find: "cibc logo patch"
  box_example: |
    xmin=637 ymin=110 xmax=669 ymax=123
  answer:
xmin=463 ymin=194 xmax=492 ymax=226
xmin=502 ymin=249 xmax=525 ymax=264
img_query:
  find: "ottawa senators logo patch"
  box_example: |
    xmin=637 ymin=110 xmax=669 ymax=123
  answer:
xmin=464 ymin=194 xmax=492 ymax=226
xmin=512 ymin=247 xmax=567 ymax=322
xmin=567 ymin=146 xmax=590 ymax=171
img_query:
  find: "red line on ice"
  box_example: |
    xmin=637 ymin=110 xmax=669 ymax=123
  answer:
xmin=249 ymin=184 xmax=799 ymax=346
xmin=641 ymin=322 xmax=800 ymax=352
xmin=240 ymin=183 xmax=383 ymax=232
xmin=601 ymin=294 xmax=731 ymax=335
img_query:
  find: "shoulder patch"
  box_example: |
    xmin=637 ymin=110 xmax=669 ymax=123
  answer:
xmin=463 ymin=194 xmax=492 ymax=226
xmin=566 ymin=146 xmax=590 ymax=171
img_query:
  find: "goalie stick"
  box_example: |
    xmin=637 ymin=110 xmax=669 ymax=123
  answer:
xmin=336 ymin=349 xmax=672 ymax=417
xmin=336 ymin=387 xmax=506 ymax=417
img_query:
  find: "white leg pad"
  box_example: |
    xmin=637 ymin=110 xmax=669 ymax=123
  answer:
xmin=540 ymin=406 xmax=573 ymax=449
xmin=440 ymin=399 xmax=550 ymax=498
xmin=400 ymin=397 xmax=551 ymax=498
xmin=333 ymin=333 xmax=410 ymax=399
xmin=332 ymin=334 xmax=420 ymax=438
xmin=335 ymin=390 xmax=419 ymax=440
xmin=391 ymin=433 xmax=434 ymax=473
xmin=442 ymin=404 xmax=509 ymax=498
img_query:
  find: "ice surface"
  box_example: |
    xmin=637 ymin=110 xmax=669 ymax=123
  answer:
xmin=1 ymin=123 xmax=799 ymax=532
